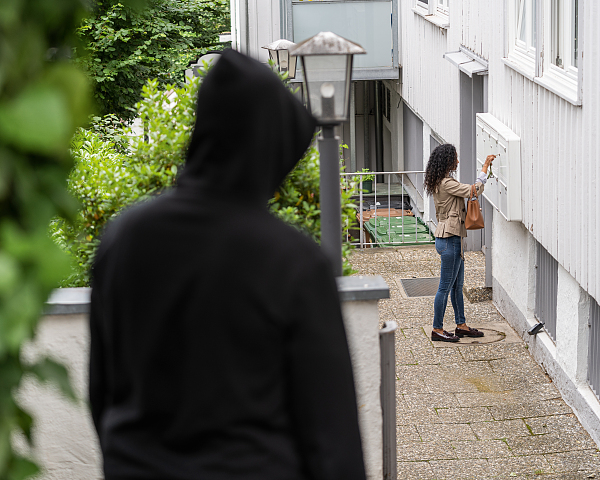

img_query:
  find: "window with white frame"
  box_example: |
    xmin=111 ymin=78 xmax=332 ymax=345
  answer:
xmin=415 ymin=0 xmax=449 ymax=16
xmin=515 ymin=0 xmax=537 ymax=60
xmin=505 ymin=0 xmax=581 ymax=104
xmin=437 ymin=0 xmax=449 ymax=16
xmin=550 ymin=0 xmax=578 ymax=79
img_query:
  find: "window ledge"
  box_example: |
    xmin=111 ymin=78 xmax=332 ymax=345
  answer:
xmin=501 ymin=56 xmax=535 ymax=81
xmin=412 ymin=7 xmax=449 ymax=29
xmin=534 ymin=74 xmax=581 ymax=106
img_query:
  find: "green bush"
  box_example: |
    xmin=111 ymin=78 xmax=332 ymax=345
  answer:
xmin=269 ymin=144 xmax=357 ymax=276
xmin=54 ymin=72 xmax=358 ymax=285
xmin=53 ymin=77 xmax=200 ymax=286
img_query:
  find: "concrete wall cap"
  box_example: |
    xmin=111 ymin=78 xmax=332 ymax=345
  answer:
xmin=336 ymin=275 xmax=390 ymax=302
xmin=44 ymin=288 xmax=91 ymax=315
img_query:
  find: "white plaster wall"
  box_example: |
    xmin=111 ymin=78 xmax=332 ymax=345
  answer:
xmin=340 ymin=300 xmax=383 ymax=480
xmin=491 ymin=211 xmax=536 ymax=318
xmin=19 ymin=314 xmax=102 ymax=480
xmin=556 ymin=265 xmax=591 ymax=385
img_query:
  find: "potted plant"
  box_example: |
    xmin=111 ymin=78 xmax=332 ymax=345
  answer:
xmin=355 ymin=168 xmax=375 ymax=193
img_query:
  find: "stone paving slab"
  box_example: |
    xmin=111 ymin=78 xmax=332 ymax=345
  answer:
xmin=470 ymin=419 xmax=532 ymax=440
xmin=451 ymin=439 xmax=514 ymax=459
xmin=349 ymin=247 xmax=600 ymax=479
xmin=417 ymin=423 xmax=478 ymax=442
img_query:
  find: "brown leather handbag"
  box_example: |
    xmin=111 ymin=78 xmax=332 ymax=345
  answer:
xmin=465 ymin=184 xmax=484 ymax=230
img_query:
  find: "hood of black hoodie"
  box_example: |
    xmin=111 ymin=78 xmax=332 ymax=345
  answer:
xmin=177 ymin=49 xmax=317 ymax=206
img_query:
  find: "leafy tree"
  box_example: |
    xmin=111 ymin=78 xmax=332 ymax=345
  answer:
xmin=0 ymin=0 xmax=93 ymax=477
xmin=76 ymin=0 xmax=230 ymax=120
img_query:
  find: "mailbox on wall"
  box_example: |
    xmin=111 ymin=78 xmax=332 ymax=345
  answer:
xmin=476 ymin=113 xmax=522 ymax=222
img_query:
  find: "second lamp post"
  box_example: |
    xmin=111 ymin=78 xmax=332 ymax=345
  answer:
xmin=290 ymin=32 xmax=366 ymax=277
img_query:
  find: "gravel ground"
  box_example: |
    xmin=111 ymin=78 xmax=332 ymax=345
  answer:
xmin=348 ymin=246 xmax=600 ymax=479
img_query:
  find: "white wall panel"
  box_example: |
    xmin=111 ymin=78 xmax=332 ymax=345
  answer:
xmin=400 ymin=7 xmax=459 ymax=148
xmin=491 ymin=2 xmax=598 ymax=305
xmin=232 ymin=0 xmax=279 ymax=62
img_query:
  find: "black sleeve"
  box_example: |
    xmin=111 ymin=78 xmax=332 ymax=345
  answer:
xmin=89 ymin=264 xmax=107 ymax=443
xmin=287 ymin=257 xmax=366 ymax=480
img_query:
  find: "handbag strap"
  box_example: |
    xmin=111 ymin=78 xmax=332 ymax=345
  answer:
xmin=469 ymin=184 xmax=477 ymax=201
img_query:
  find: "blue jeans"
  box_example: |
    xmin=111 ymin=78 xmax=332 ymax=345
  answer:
xmin=433 ymin=235 xmax=466 ymax=330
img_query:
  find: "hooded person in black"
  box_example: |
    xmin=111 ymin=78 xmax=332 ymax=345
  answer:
xmin=89 ymin=49 xmax=366 ymax=480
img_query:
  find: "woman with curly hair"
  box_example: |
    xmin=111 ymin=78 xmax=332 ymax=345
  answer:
xmin=424 ymin=144 xmax=495 ymax=342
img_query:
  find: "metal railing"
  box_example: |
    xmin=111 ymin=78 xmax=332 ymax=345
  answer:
xmin=340 ymin=170 xmax=436 ymax=248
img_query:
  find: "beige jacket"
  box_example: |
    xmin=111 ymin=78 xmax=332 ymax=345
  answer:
xmin=433 ymin=177 xmax=484 ymax=238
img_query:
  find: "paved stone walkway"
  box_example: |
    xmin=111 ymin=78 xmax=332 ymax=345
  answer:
xmin=349 ymin=246 xmax=600 ymax=479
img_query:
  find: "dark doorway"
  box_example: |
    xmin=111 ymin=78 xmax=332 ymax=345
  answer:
xmin=460 ymin=71 xmax=492 ymax=286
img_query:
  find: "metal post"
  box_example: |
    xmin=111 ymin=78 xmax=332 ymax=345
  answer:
xmin=374 ymin=81 xmax=384 ymax=183
xmin=380 ymin=321 xmax=397 ymax=480
xmin=363 ymin=81 xmax=370 ymax=171
xmin=350 ymin=82 xmax=356 ymax=172
xmin=319 ymin=125 xmax=343 ymax=277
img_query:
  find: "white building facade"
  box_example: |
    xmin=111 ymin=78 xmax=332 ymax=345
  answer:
xmin=400 ymin=0 xmax=600 ymax=446
xmin=232 ymin=0 xmax=600 ymax=445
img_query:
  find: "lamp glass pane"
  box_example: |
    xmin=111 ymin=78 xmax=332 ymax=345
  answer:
xmin=269 ymin=50 xmax=277 ymax=63
xmin=279 ymin=49 xmax=289 ymax=72
xmin=288 ymin=55 xmax=297 ymax=79
xmin=302 ymin=55 xmax=349 ymax=123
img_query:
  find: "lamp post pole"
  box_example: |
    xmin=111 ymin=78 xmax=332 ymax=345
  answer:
xmin=290 ymin=31 xmax=365 ymax=277
xmin=319 ymin=125 xmax=343 ymax=276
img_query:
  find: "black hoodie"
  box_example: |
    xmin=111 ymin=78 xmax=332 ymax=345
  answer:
xmin=89 ymin=49 xmax=366 ymax=480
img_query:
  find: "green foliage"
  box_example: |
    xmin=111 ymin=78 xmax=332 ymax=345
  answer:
xmin=55 ymin=67 xmax=357 ymax=285
xmin=76 ymin=0 xmax=230 ymax=120
xmin=0 ymin=0 xmax=94 ymax=477
xmin=269 ymin=144 xmax=358 ymax=276
xmin=88 ymin=113 xmax=129 ymax=153
xmin=54 ymin=78 xmax=200 ymax=286
xmin=356 ymin=168 xmax=375 ymax=182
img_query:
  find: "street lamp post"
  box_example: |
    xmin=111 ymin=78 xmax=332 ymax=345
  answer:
xmin=290 ymin=32 xmax=366 ymax=276
xmin=262 ymin=39 xmax=298 ymax=79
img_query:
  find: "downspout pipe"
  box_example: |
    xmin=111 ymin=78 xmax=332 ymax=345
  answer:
xmin=374 ymin=81 xmax=384 ymax=183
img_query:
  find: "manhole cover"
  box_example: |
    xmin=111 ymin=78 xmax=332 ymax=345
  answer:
xmin=424 ymin=322 xmax=522 ymax=347
xmin=398 ymin=277 xmax=440 ymax=297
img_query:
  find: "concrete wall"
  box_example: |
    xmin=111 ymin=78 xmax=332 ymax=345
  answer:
xmin=340 ymin=300 xmax=383 ymax=480
xmin=19 ymin=314 xmax=102 ymax=479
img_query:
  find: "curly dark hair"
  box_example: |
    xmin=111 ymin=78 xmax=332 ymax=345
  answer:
xmin=424 ymin=143 xmax=458 ymax=196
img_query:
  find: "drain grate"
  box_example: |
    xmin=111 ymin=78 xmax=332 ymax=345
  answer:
xmin=399 ymin=277 xmax=440 ymax=298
